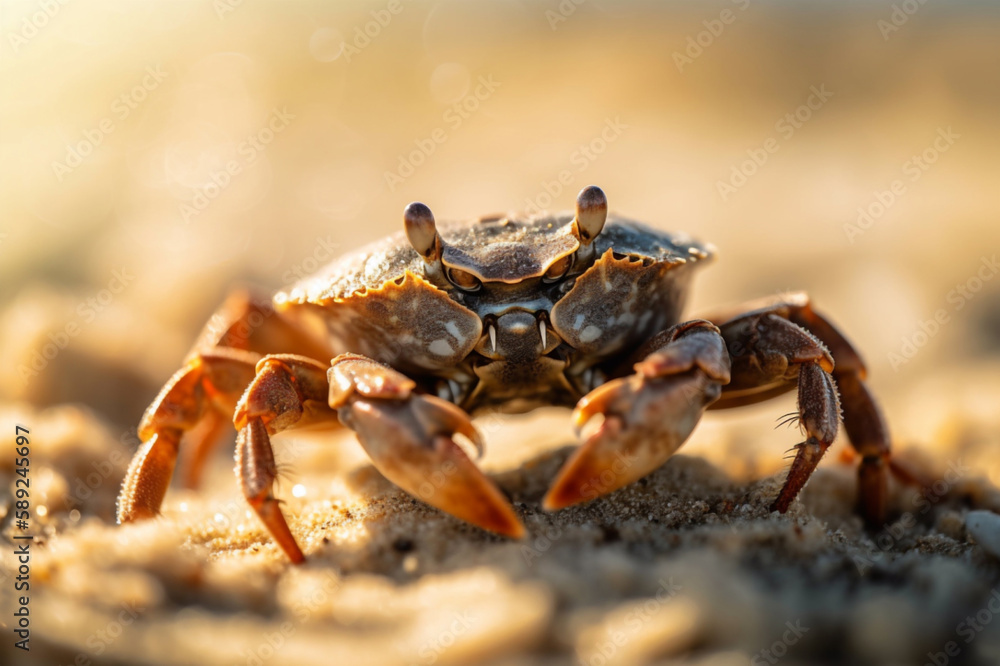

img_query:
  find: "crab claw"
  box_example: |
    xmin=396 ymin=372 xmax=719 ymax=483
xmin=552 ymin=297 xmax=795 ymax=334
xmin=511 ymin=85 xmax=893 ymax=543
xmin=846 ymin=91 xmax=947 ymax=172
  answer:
xmin=340 ymin=393 xmax=524 ymax=539
xmin=543 ymin=370 xmax=722 ymax=511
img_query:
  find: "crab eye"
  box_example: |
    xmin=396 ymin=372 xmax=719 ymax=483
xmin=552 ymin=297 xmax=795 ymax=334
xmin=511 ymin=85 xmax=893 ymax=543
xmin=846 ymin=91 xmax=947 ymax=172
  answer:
xmin=543 ymin=254 xmax=573 ymax=282
xmin=446 ymin=267 xmax=482 ymax=292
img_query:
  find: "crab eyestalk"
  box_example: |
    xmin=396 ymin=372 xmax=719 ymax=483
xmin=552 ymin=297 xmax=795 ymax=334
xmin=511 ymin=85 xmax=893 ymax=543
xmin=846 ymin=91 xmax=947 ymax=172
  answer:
xmin=404 ymin=202 xmax=445 ymax=279
xmin=571 ymin=185 xmax=607 ymax=265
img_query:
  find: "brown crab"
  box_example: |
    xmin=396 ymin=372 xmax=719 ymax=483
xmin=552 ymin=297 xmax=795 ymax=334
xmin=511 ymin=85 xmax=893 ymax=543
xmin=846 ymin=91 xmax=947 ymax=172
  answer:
xmin=118 ymin=186 xmax=917 ymax=563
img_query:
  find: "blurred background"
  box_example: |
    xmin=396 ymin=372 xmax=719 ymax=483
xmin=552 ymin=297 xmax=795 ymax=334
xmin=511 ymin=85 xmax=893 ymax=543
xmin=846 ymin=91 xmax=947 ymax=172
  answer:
xmin=2 ymin=1 xmax=1000 ymax=664
xmin=2 ymin=0 xmax=999 ymax=433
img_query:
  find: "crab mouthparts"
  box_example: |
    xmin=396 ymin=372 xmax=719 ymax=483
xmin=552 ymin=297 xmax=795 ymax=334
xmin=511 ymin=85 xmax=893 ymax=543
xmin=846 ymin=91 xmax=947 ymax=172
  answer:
xmin=480 ymin=311 xmax=556 ymax=359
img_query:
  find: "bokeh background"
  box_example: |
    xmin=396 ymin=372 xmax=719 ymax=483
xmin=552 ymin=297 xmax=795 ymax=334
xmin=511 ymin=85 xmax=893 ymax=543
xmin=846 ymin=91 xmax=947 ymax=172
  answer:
xmin=3 ymin=0 xmax=999 ymax=439
xmin=2 ymin=1 xmax=1000 ymax=665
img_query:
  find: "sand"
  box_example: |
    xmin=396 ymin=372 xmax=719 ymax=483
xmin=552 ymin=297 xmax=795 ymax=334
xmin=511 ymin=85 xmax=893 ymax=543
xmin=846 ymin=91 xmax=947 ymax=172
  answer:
xmin=3 ymin=4 xmax=1000 ymax=664
xmin=4 ymin=363 xmax=1000 ymax=666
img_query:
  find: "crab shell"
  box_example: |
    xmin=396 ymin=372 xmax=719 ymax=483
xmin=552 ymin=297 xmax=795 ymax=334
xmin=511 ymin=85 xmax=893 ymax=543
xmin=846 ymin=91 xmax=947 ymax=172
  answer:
xmin=274 ymin=209 xmax=714 ymax=412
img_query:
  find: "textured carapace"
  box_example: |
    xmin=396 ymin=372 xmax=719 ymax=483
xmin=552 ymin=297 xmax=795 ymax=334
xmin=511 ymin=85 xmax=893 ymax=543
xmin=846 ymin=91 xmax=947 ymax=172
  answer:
xmin=275 ymin=186 xmax=714 ymax=412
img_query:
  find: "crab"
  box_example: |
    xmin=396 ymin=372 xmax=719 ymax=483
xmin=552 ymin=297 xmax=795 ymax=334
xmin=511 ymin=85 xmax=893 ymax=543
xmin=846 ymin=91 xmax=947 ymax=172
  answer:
xmin=118 ymin=185 xmax=918 ymax=563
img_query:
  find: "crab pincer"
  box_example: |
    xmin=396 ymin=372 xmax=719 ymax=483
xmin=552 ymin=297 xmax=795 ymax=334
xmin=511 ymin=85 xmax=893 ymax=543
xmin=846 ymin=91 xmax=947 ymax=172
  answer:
xmin=544 ymin=321 xmax=731 ymax=510
xmin=329 ymin=355 xmax=525 ymax=539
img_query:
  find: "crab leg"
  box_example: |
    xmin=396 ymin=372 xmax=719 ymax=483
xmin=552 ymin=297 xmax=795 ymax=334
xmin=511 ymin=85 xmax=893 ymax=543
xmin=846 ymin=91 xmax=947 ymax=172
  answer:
xmin=786 ymin=303 xmax=901 ymax=524
xmin=706 ymin=293 xmax=920 ymax=525
xmin=179 ymin=409 xmax=229 ymax=490
xmin=232 ymin=354 xmax=337 ymax=563
xmin=118 ymin=289 xmax=333 ymax=522
xmin=544 ymin=320 xmax=731 ymax=510
xmin=329 ymin=354 xmax=525 ymax=539
xmin=118 ymin=347 xmax=260 ymax=522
